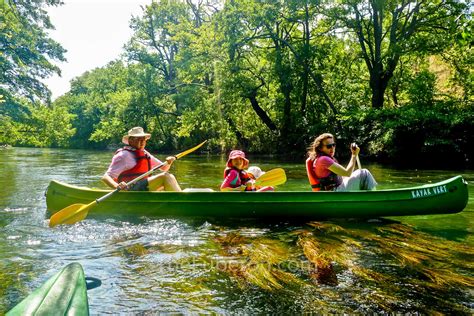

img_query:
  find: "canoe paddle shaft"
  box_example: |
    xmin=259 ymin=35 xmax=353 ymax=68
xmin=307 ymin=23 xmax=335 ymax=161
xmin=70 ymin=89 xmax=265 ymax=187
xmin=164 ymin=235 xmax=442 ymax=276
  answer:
xmin=352 ymin=142 xmax=362 ymax=169
xmin=96 ymin=160 xmax=167 ymax=203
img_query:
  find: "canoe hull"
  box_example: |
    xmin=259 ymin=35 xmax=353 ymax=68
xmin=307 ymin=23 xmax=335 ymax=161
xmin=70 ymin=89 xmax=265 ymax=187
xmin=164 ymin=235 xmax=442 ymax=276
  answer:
xmin=46 ymin=176 xmax=468 ymax=219
xmin=7 ymin=263 xmax=89 ymax=316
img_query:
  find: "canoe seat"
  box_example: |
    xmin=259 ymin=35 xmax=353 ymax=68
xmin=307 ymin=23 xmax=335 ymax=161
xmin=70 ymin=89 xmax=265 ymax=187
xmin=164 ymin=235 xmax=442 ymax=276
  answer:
xmin=183 ymin=188 xmax=214 ymax=192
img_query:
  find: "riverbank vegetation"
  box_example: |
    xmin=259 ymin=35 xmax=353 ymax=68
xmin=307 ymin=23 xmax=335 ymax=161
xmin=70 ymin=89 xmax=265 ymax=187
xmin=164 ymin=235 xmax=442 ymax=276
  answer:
xmin=1 ymin=0 xmax=472 ymax=166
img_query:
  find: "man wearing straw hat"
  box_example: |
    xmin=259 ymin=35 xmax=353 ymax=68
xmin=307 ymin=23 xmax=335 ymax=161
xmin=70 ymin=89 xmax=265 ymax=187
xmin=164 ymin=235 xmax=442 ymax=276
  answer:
xmin=102 ymin=127 xmax=182 ymax=191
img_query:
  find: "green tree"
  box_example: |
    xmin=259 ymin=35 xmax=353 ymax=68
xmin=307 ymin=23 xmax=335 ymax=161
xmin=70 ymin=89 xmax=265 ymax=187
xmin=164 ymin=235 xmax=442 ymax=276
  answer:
xmin=0 ymin=0 xmax=66 ymax=146
xmin=333 ymin=0 xmax=467 ymax=108
xmin=58 ymin=61 xmax=131 ymax=148
xmin=213 ymin=0 xmax=344 ymax=150
xmin=0 ymin=0 xmax=65 ymax=102
xmin=35 ymin=0 xmax=472 ymax=166
xmin=440 ymin=16 xmax=473 ymax=103
xmin=408 ymin=69 xmax=435 ymax=106
xmin=26 ymin=102 xmax=76 ymax=147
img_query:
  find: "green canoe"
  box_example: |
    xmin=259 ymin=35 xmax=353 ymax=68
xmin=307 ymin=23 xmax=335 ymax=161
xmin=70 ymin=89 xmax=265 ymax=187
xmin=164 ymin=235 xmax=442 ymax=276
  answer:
xmin=7 ymin=263 xmax=89 ymax=316
xmin=46 ymin=176 xmax=468 ymax=219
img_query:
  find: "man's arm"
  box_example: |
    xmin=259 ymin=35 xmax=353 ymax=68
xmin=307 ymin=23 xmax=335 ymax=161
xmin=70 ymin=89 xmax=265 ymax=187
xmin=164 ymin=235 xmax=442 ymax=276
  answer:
xmin=102 ymin=152 xmax=129 ymax=190
xmin=149 ymin=153 xmax=176 ymax=172
xmin=102 ymin=173 xmax=120 ymax=189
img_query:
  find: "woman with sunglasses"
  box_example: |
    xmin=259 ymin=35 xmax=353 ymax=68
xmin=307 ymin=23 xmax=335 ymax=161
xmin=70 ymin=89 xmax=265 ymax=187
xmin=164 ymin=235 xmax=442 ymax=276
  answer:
xmin=306 ymin=133 xmax=377 ymax=191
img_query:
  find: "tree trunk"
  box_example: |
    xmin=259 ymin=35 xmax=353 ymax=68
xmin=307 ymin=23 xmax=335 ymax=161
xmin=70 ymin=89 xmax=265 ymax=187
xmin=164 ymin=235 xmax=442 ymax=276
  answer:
xmin=224 ymin=116 xmax=249 ymax=149
xmin=370 ymin=76 xmax=388 ymax=109
xmin=369 ymin=55 xmax=398 ymax=108
xmin=300 ymin=2 xmax=310 ymax=114
xmin=247 ymin=91 xmax=277 ymax=132
xmin=272 ymin=25 xmax=293 ymax=140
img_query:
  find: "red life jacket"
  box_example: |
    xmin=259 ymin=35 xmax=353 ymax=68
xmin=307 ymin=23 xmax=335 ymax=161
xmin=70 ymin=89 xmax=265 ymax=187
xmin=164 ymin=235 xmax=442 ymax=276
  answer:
xmin=223 ymin=167 xmax=254 ymax=191
xmin=116 ymin=147 xmax=152 ymax=183
xmin=306 ymin=157 xmax=341 ymax=191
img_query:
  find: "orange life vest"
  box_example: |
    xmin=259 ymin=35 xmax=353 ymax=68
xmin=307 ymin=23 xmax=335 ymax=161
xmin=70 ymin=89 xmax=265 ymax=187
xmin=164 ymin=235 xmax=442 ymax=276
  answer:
xmin=116 ymin=147 xmax=152 ymax=183
xmin=306 ymin=157 xmax=341 ymax=191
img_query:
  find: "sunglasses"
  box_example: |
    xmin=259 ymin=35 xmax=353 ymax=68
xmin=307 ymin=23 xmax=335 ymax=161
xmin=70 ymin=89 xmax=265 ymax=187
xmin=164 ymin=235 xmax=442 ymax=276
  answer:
xmin=324 ymin=143 xmax=336 ymax=149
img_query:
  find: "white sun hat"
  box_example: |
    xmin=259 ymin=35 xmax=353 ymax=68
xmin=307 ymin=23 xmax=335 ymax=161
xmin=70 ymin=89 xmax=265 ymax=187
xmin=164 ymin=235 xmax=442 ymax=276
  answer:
xmin=247 ymin=166 xmax=265 ymax=179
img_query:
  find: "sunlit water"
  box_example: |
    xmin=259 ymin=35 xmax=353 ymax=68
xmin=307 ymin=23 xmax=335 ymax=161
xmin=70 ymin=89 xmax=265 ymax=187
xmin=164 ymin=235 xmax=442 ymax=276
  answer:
xmin=0 ymin=147 xmax=472 ymax=314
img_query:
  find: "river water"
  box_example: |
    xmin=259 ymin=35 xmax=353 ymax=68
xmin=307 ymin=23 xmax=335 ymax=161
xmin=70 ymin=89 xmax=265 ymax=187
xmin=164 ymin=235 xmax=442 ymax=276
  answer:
xmin=0 ymin=147 xmax=472 ymax=314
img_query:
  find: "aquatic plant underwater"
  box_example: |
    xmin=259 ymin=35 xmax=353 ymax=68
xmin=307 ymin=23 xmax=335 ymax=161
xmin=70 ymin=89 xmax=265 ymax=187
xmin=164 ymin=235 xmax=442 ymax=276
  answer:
xmin=117 ymin=220 xmax=473 ymax=313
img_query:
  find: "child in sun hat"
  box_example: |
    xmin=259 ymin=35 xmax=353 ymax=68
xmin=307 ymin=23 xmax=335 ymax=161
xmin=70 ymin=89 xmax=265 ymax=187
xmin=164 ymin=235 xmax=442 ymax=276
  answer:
xmin=220 ymin=150 xmax=253 ymax=191
xmin=220 ymin=150 xmax=273 ymax=192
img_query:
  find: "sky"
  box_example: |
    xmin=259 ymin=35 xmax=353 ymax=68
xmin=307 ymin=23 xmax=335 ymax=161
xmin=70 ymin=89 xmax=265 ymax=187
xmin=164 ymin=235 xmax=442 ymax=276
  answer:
xmin=43 ymin=0 xmax=149 ymax=100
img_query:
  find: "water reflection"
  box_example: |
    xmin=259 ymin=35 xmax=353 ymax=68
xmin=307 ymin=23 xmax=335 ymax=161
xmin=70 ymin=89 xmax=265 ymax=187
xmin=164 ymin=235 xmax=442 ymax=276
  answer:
xmin=0 ymin=148 xmax=472 ymax=314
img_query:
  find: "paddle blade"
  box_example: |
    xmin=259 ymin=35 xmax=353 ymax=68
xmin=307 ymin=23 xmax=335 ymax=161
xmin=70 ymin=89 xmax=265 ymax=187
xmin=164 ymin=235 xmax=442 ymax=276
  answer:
xmin=175 ymin=140 xmax=207 ymax=159
xmin=49 ymin=203 xmax=94 ymax=227
xmin=255 ymin=168 xmax=287 ymax=187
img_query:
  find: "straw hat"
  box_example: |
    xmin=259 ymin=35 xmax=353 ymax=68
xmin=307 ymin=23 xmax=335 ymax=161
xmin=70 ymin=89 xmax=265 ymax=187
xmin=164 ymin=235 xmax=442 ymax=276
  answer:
xmin=122 ymin=127 xmax=151 ymax=145
xmin=226 ymin=150 xmax=249 ymax=168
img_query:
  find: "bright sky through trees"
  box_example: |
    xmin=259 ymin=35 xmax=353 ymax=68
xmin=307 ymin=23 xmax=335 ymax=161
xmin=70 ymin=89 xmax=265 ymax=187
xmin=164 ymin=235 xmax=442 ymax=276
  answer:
xmin=43 ymin=0 xmax=148 ymax=100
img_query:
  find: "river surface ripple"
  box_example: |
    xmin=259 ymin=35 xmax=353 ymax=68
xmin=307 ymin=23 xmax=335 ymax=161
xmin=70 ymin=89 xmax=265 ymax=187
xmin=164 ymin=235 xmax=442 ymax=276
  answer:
xmin=0 ymin=147 xmax=472 ymax=314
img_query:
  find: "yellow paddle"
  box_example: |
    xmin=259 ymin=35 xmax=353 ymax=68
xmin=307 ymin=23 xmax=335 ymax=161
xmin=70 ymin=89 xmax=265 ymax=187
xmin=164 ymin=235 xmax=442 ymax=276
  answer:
xmin=254 ymin=168 xmax=287 ymax=187
xmin=49 ymin=141 xmax=207 ymax=227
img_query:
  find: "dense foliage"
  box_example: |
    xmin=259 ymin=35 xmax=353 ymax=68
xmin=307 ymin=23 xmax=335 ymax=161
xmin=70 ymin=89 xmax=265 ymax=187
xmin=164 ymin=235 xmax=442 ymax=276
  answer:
xmin=1 ymin=0 xmax=472 ymax=166
xmin=0 ymin=0 xmax=72 ymax=147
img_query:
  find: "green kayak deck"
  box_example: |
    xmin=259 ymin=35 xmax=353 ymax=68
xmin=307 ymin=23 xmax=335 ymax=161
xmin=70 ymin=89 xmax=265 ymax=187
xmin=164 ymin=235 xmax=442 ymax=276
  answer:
xmin=46 ymin=176 xmax=468 ymax=219
xmin=7 ymin=263 xmax=89 ymax=316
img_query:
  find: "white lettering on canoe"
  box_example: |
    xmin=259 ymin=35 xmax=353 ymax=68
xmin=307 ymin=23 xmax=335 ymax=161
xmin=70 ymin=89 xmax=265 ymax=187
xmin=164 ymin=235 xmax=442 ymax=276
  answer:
xmin=411 ymin=185 xmax=447 ymax=199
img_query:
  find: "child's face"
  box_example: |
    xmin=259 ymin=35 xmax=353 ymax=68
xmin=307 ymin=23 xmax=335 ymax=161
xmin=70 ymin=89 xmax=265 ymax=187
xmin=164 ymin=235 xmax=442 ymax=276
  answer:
xmin=231 ymin=157 xmax=245 ymax=170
